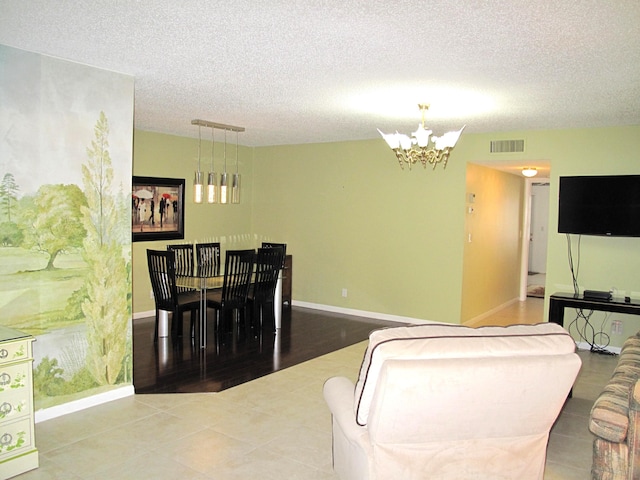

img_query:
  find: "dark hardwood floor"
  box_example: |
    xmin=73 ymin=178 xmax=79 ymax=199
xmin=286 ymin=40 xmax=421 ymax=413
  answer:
xmin=133 ymin=306 xmax=402 ymax=394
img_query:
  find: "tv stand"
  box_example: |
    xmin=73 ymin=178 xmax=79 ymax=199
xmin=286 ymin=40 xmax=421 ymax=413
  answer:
xmin=549 ymin=292 xmax=640 ymax=327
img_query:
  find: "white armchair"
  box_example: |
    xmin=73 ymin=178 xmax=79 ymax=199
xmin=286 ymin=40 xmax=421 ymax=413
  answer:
xmin=323 ymin=323 xmax=581 ymax=480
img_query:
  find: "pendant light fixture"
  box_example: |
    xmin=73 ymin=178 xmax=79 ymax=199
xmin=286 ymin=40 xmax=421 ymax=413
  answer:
xmin=193 ymin=125 xmax=204 ymax=203
xmin=190 ymin=119 xmax=244 ymax=205
xmin=207 ymin=127 xmax=217 ymax=203
xmin=231 ymin=130 xmax=240 ymax=204
xmin=220 ymin=129 xmax=229 ymax=204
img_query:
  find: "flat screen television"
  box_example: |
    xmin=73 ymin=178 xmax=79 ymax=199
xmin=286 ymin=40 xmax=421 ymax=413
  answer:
xmin=558 ymin=175 xmax=640 ymax=237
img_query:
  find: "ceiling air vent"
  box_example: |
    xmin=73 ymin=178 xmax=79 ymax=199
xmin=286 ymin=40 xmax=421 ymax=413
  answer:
xmin=490 ymin=139 xmax=525 ymax=153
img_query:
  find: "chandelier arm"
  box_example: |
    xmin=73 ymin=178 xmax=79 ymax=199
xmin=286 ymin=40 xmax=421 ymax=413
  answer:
xmin=393 ymin=150 xmax=406 ymax=170
xmin=440 ymin=148 xmax=452 ymax=169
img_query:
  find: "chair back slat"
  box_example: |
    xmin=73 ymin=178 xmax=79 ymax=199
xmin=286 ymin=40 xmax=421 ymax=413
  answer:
xmin=196 ymin=242 xmax=221 ymax=277
xmin=221 ymin=249 xmax=255 ymax=309
xmin=167 ymin=244 xmax=194 ymax=294
xmin=253 ymin=247 xmax=285 ymax=303
xmin=147 ymin=249 xmax=178 ymax=311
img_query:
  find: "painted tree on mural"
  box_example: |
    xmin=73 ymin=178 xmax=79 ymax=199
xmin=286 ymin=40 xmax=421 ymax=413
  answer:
xmin=20 ymin=183 xmax=88 ymax=269
xmin=0 ymin=173 xmax=23 ymax=245
xmin=81 ymin=111 xmax=131 ymax=385
xmin=0 ymin=173 xmax=19 ymax=221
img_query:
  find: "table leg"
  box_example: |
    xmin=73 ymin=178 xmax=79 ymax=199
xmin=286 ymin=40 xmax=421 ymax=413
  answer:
xmin=274 ymin=271 xmax=283 ymax=330
xmin=200 ymin=280 xmax=207 ymax=349
xmin=158 ymin=310 xmax=169 ymax=337
xmin=549 ymin=298 xmax=565 ymax=327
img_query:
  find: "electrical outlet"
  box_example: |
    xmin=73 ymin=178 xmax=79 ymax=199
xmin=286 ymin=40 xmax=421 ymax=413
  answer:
xmin=611 ymin=320 xmax=623 ymax=335
xmin=150 ymin=289 xmax=154 ymax=299
xmin=341 ymin=288 xmax=348 ymax=298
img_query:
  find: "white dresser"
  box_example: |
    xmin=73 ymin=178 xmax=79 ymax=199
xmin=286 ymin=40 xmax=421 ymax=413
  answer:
xmin=0 ymin=326 xmax=38 ymax=479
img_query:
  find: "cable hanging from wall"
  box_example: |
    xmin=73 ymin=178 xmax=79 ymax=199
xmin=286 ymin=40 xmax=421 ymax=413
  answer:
xmin=191 ymin=119 xmax=245 ymax=205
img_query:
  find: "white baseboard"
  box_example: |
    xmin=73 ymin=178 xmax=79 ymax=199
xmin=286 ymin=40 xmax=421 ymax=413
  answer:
xmin=292 ymin=300 xmax=434 ymax=325
xmin=134 ymin=310 xmax=155 ymax=320
xmin=35 ymin=385 xmax=135 ymax=423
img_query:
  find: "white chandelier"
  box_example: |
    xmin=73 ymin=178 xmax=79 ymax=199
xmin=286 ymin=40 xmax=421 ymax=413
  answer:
xmin=377 ymin=104 xmax=465 ymax=170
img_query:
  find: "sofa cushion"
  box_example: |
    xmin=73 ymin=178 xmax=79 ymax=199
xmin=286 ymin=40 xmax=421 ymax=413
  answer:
xmin=589 ymin=331 xmax=640 ymax=442
xmin=354 ymin=322 xmax=577 ymax=426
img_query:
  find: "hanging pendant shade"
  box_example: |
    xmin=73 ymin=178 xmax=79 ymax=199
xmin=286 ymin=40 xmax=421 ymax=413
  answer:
xmin=207 ymin=127 xmax=217 ymax=203
xmin=231 ymin=173 xmax=240 ymax=204
xmin=231 ymin=130 xmax=240 ymax=204
xmin=220 ymin=172 xmax=228 ymax=204
xmin=207 ymin=172 xmax=217 ymax=203
xmin=193 ymin=125 xmax=204 ymax=203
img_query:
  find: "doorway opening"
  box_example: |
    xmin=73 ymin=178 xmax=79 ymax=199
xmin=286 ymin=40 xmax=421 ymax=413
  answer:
xmin=521 ymin=180 xmax=550 ymax=299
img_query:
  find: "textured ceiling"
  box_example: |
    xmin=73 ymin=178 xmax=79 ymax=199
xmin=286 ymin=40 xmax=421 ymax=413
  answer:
xmin=1 ymin=0 xmax=639 ymax=155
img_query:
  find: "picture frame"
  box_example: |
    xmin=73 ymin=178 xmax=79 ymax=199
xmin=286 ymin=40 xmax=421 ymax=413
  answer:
xmin=132 ymin=176 xmax=185 ymax=242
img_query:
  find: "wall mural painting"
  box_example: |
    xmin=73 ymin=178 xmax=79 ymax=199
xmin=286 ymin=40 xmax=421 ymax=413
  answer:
xmin=0 ymin=45 xmax=134 ymax=410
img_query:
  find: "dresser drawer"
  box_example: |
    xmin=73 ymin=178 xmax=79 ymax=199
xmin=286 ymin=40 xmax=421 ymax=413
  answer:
xmin=0 ymin=363 xmax=32 ymax=424
xmin=0 ymin=417 xmax=35 ymax=460
xmin=0 ymin=360 xmax=32 ymax=395
xmin=0 ymin=338 xmax=32 ymax=366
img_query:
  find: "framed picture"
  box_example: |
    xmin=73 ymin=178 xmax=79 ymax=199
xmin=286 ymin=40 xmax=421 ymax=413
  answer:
xmin=132 ymin=176 xmax=185 ymax=242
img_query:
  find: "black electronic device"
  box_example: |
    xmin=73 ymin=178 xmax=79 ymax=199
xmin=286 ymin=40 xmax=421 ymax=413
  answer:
xmin=583 ymin=290 xmax=612 ymax=301
xmin=558 ymin=175 xmax=640 ymax=237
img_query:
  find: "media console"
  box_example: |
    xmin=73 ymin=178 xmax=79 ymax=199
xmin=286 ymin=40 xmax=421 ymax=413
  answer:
xmin=549 ymin=292 xmax=640 ymax=327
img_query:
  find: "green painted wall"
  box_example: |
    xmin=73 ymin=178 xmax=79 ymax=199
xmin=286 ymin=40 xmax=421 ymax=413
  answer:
xmin=251 ymin=139 xmax=468 ymax=323
xmin=132 ymin=125 xmax=640 ymax=341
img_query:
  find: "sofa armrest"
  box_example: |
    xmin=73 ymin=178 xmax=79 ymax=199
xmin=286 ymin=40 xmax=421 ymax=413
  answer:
xmin=323 ymin=376 xmax=369 ymax=442
xmin=628 ymin=380 xmax=640 ymax=478
xmin=590 ymin=385 xmax=632 ymax=442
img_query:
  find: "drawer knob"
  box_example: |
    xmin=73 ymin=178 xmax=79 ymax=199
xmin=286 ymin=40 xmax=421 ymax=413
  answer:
xmin=0 ymin=403 xmax=11 ymax=416
xmin=0 ymin=349 xmax=7 ymax=359
xmin=0 ymin=373 xmax=10 ymax=386
xmin=0 ymin=432 xmax=12 ymax=446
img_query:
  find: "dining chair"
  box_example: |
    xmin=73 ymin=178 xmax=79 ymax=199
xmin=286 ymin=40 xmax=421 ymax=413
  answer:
xmin=167 ymin=244 xmax=194 ymax=294
xmin=206 ymin=249 xmax=255 ymax=335
xmin=195 ymin=242 xmax=221 ymax=277
xmin=248 ymin=247 xmax=285 ymax=332
xmin=261 ymin=242 xmax=286 ymax=265
xmin=147 ymin=249 xmax=201 ymax=340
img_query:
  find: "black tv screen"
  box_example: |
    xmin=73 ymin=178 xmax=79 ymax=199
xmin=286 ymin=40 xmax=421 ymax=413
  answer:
xmin=558 ymin=175 xmax=640 ymax=237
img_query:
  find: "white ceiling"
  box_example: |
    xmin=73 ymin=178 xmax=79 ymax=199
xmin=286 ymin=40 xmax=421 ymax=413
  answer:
xmin=1 ymin=0 xmax=639 ymax=162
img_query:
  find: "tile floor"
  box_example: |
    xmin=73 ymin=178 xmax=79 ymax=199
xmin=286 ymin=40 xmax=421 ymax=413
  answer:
xmin=14 ymin=299 xmax=618 ymax=479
